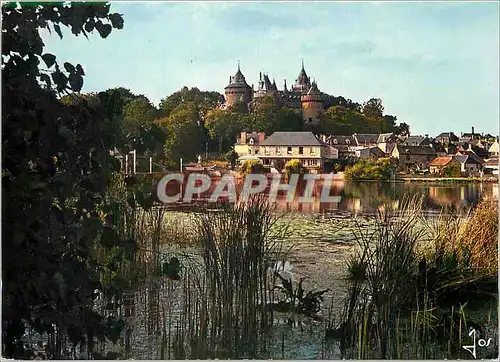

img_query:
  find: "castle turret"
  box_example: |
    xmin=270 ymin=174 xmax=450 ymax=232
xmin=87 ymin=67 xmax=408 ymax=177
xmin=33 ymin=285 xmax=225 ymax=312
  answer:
xmin=292 ymin=60 xmax=311 ymax=93
xmin=301 ymin=80 xmax=323 ymax=125
xmin=224 ymin=61 xmax=252 ymax=108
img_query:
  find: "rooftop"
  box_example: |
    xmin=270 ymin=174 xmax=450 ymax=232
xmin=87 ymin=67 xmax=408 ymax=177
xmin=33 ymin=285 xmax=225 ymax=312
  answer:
xmin=429 ymin=157 xmax=454 ymax=167
xmin=260 ymin=132 xmax=323 ymax=146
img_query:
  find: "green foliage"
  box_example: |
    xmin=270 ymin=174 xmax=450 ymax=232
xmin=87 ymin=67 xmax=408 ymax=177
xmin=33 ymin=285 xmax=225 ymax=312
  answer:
xmin=273 ymin=273 xmax=329 ymax=315
xmin=2 ymin=2 xmax=129 ymax=358
xmin=344 ymin=158 xmax=394 ymax=180
xmin=442 ymin=164 xmax=462 ymax=177
xmin=205 ymin=109 xmax=243 ymax=154
xmin=321 ymin=98 xmax=408 ymax=136
xmin=224 ymin=149 xmax=239 ymax=168
xmin=362 ymin=98 xmax=384 ymax=119
xmin=122 ymin=95 xmax=159 ymax=135
xmin=241 ymin=160 xmax=263 ymax=174
xmin=283 ymin=159 xmax=306 ymax=176
xmin=247 ymin=95 xmax=303 ymax=134
xmin=159 ymin=86 xmax=222 ymax=118
xmin=160 ymin=102 xmax=205 ymax=168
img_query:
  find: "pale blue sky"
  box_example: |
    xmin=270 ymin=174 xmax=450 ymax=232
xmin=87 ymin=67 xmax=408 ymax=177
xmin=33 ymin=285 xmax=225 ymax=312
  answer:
xmin=41 ymin=1 xmax=499 ymax=136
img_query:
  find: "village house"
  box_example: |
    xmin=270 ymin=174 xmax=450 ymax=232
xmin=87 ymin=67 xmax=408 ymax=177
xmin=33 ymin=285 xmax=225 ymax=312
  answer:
xmin=391 ymin=145 xmax=437 ymax=170
xmin=428 ymin=157 xmax=461 ymax=174
xmin=435 ymin=132 xmax=459 ymax=145
xmin=484 ymin=157 xmax=499 ymax=176
xmin=356 ymin=146 xmax=387 ymax=160
xmin=402 ymin=135 xmax=432 ymax=147
xmin=352 ymin=133 xmax=379 ymax=149
xmin=453 ymin=154 xmax=483 ymax=176
xmin=324 ymin=135 xmax=356 ymax=158
xmin=256 ymin=131 xmax=338 ymax=173
xmin=460 ymin=127 xmax=481 ymax=142
xmin=234 ymin=132 xmax=266 ymax=157
xmin=376 ymin=133 xmax=397 ymax=153
xmin=489 ymin=139 xmax=499 ymax=156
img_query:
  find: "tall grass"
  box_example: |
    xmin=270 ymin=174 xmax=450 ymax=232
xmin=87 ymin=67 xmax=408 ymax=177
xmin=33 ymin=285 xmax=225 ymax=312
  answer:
xmin=161 ymin=196 xmax=291 ymax=359
xmin=331 ymin=195 xmax=498 ymax=359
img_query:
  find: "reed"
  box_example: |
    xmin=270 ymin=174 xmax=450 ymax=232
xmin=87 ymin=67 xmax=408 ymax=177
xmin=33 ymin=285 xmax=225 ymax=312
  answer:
xmin=155 ymin=196 xmax=292 ymax=359
xmin=331 ymin=195 xmax=498 ymax=359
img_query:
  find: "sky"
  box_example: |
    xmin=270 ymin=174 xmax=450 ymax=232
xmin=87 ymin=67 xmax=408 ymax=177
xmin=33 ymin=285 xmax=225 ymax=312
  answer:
xmin=41 ymin=1 xmax=499 ymax=136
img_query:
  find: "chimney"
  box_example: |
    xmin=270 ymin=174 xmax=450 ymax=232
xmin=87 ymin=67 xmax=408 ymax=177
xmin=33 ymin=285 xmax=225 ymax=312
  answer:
xmin=425 ymin=134 xmax=428 ymax=138
xmin=258 ymin=132 xmax=266 ymax=143
xmin=240 ymin=132 xmax=247 ymax=145
xmin=472 ymin=126 xmax=475 ymax=135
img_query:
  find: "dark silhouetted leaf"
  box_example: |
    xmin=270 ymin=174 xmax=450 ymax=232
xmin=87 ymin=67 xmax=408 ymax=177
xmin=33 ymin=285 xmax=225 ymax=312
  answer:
xmin=76 ymin=64 xmax=85 ymax=76
xmin=69 ymin=73 xmax=83 ymax=92
xmin=63 ymin=62 xmax=75 ymax=73
xmin=42 ymin=53 xmax=56 ymax=68
xmin=84 ymin=18 xmax=95 ymax=32
xmin=95 ymin=21 xmax=112 ymax=38
xmin=53 ymin=23 xmax=63 ymax=38
xmin=40 ymin=73 xmax=51 ymax=88
xmin=109 ymin=13 xmax=124 ymax=29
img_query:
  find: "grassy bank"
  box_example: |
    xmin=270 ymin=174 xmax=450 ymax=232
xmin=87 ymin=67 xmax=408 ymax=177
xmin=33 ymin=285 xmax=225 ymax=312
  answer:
xmin=326 ymin=196 xmax=498 ymax=359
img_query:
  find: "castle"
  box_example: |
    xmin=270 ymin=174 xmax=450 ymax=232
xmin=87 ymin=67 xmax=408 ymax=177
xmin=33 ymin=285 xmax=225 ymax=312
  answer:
xmin=223 ymin=61 xmax=324 ymax=125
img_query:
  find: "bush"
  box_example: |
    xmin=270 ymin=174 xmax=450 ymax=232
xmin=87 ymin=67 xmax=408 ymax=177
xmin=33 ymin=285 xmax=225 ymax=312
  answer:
xmin=344 ymin=158 xmax=394 ymax=180
xmin=441 ymin=164 xmax=462 ymax=177
xmin=241 ymin=160 xmax=263 ymax=175
xmin=283 ymin=159 xmax=306 ymax=176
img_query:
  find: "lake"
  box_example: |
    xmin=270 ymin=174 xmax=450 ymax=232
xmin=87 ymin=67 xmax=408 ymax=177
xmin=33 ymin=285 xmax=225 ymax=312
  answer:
xmin=162 ymin=177 xmax=498 ymax=216
xmin=93 ymin=179 xmax=498 ymax=359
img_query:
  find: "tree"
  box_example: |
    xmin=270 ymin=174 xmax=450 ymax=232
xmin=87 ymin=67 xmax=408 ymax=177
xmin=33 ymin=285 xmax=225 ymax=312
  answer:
xmin=159 ymin=102 xmax=205 ymax=168
xmin=2 ymin=2 xmax=128 ymax=358
xmin=276 ymin=107 xmax=304 ymax=132
xmin=122 ymin=95 xmax=159 ymax=135
xmin=394 ymin=122 xmax=410 ymax=137
xmin=246 ymin=95 xmax=279 ymax=133
xmin=205 ymin=109 xmax=243 ymax=154
xmin=362 ymin=98 xmax=384 ymax=120
xmin=323 ymin=95 xmax=362 ymax=112
xmin=321 ymin=106 xmax=378 ymax=135
xmin=227 ymin=100 xmax=249 ymax=115
xmin=159 ymin=86 xmax=223 ymax=118
xmin=382 ymin=114 xmax=397 ymax=133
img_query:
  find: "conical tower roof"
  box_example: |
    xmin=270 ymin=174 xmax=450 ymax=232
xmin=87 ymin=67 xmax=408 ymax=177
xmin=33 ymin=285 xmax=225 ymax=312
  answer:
xmin=307 ymin=80 xmax=321 ymax=95
xmin=295 ymin=59 xmax=309 ymax=85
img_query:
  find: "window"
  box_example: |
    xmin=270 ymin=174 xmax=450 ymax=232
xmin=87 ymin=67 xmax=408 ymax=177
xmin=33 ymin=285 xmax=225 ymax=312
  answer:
xmin=310 ymin=147 xmax=315 ymax=155
xmin=346 ymin=139 xmax=350 ymax=145
xmin=265 ymin=147 xmax=270 ymax=155
xmin=299 ymin=147 xmax=303 ymax=155
xmin=249 ymin=138 xmax=254 ymax=145
xmin=255 ymin=148 xmax=259 ymax=155
xmin=276 ymin=147 xmax=281 ymax=154
xmin=406 ymin=154 xmax=411 ymax=161
xmin=287 ymin=146 xmax=292 ymax=154
xmin=333 ymin=139 xmax=338 ymax=145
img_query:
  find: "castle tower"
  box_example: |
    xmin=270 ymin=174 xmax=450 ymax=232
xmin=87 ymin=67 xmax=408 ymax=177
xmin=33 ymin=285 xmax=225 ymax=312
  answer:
xmin=292 ymin=59 xmax=311 ymax=93
xmin=301 ymin=80 xmax=323 ymax=125
xmin=224 ymin=61 xmax=252 ymax=108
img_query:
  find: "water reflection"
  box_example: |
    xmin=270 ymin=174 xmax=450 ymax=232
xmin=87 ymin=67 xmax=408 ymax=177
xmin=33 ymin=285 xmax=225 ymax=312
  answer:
xmin=162 ymin=176 xmax=497 ymax=216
